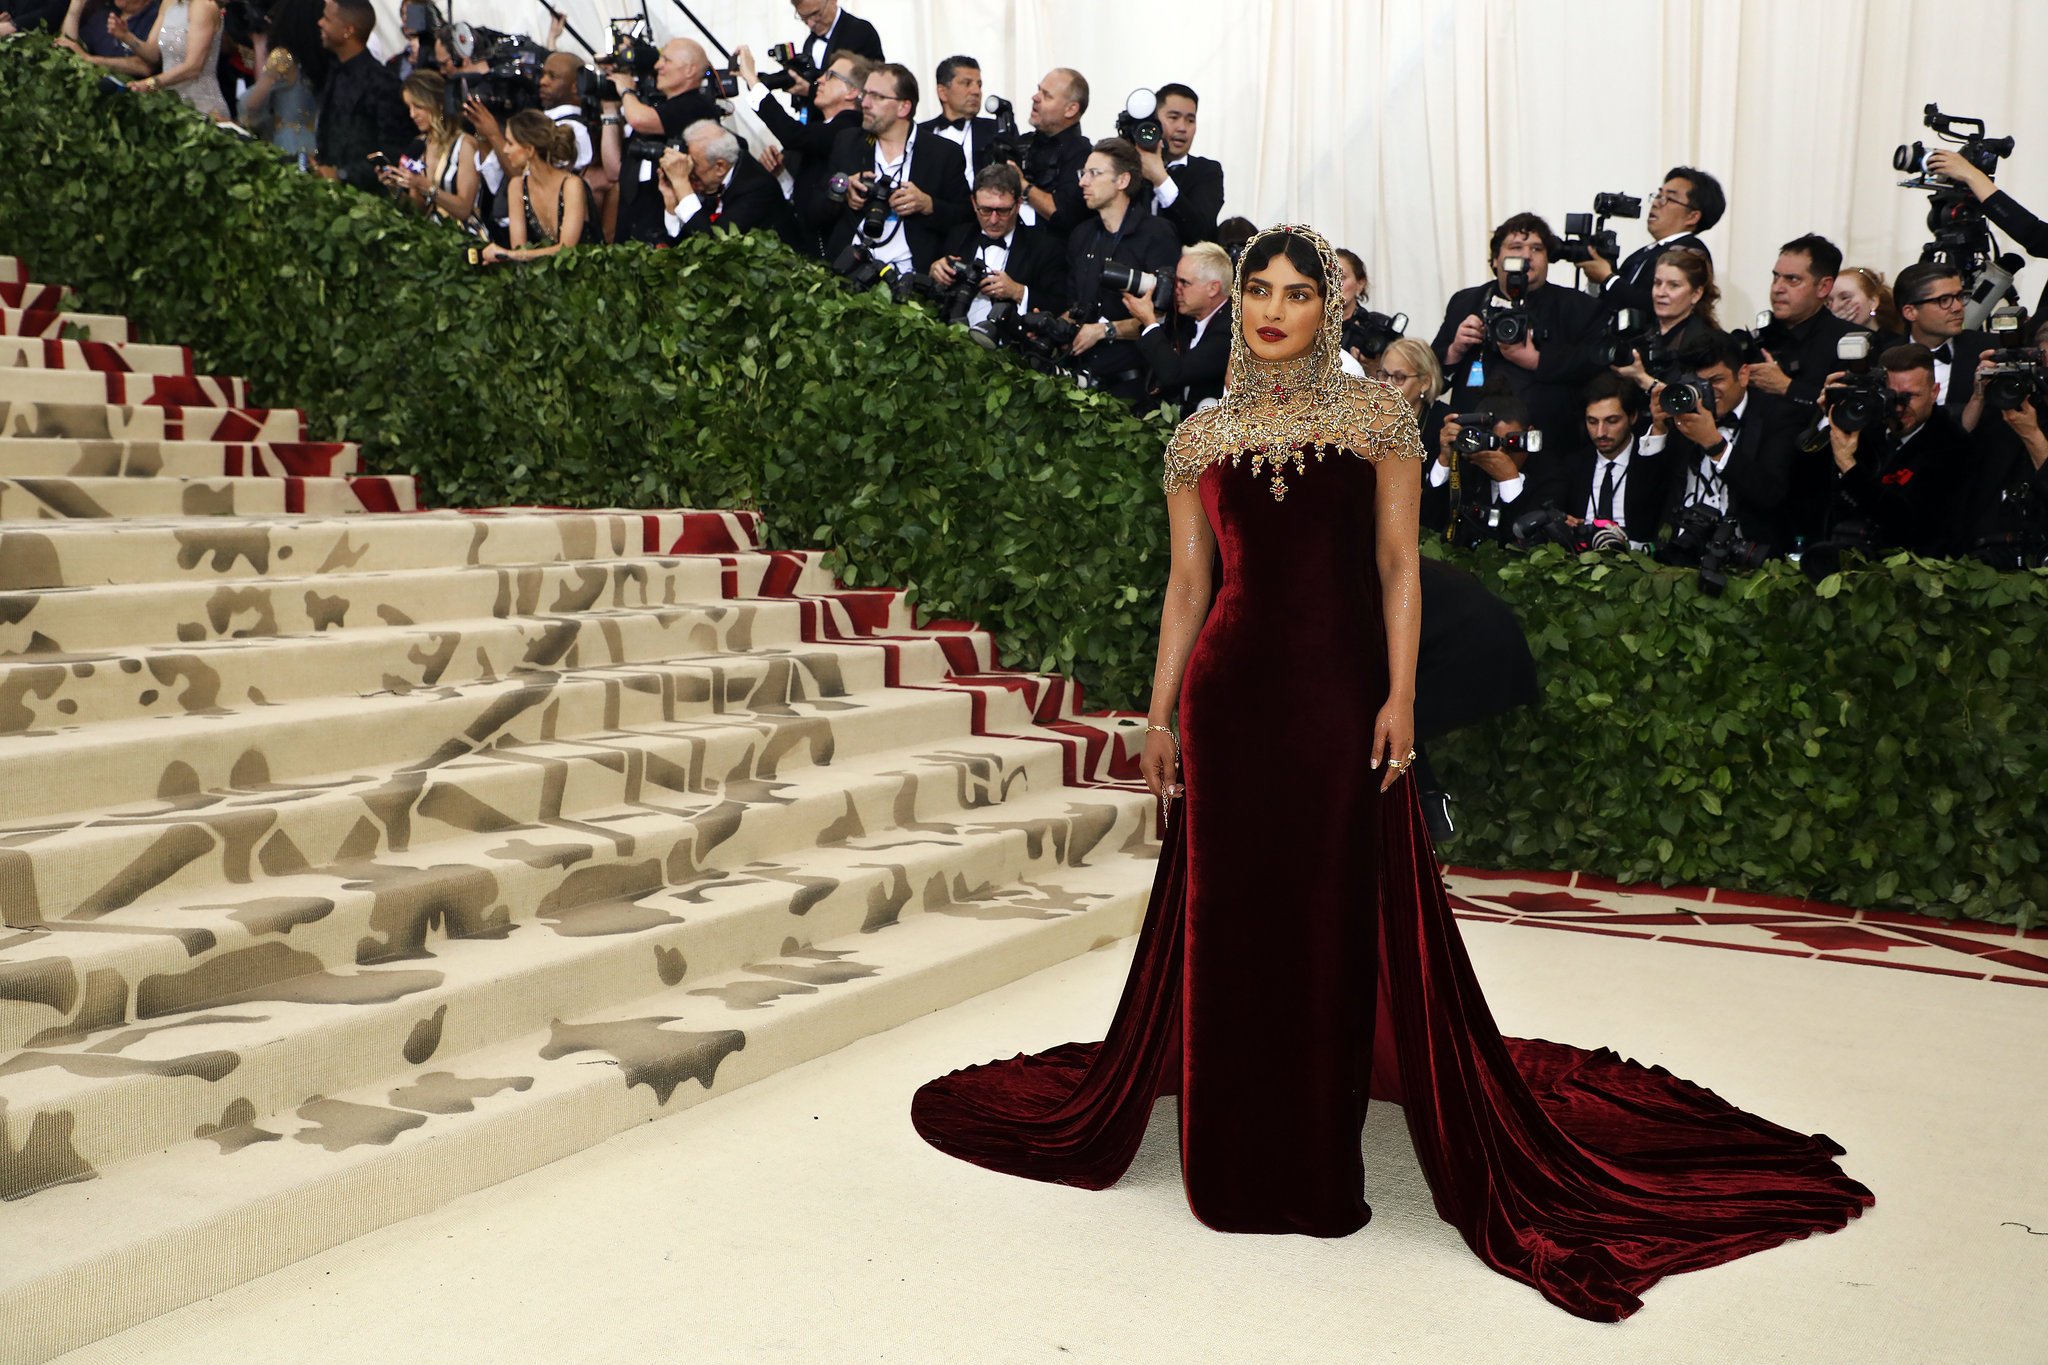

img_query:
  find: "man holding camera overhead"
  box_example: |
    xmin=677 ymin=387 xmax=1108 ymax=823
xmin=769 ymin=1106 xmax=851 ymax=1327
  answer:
xmin=822 ymin=62 xmax=968 ymax=274
xmin=782 ymin=0 xmax=881 ymax=110
xmin=734 ymin=44 xmax=867 ymax=257
xmin=1578 ymin=168 xmax=1724 ymax=318
xmin=1059 ymin=138 xmax=1181 ymax=404
xmin=1134 ymin=83 xmax=1224 ymax=246
xmin=1431 ymin=213 xmax=1602 ymax=444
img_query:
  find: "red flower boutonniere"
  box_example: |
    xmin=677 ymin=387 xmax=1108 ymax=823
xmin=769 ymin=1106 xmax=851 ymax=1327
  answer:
xmin=1880 ymin=468 xmax=1914 ymax=487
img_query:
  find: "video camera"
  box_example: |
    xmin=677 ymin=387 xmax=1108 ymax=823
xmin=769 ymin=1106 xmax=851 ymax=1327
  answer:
xmin=594 ymin=17 xmax=660 ymax=102
xmin=1342 ymin=308 xmax=1408 ymax=362
xmin=1895 ymin=103 xmax=2017 ymax=292
xmin=1116 ymin=89 xmax=1164 ymax=153
xmin=759 ymin=41 xmax=819 ymax=93
xmin=1482 ymin=256 xmax=1543 ymax=349
xmin=1556 ymin=191 xmax=1642 ymax=266
xmin=438 ymin=25 xmax=546 ymax=123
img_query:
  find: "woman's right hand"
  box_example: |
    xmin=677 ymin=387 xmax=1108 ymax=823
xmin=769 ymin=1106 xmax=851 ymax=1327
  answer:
xmin=1140 ymin=727 xmax=1181 ymax=801
xmin=1611 ymin=347 xmax=1652 ymax=388
xmin=107 ymin=11 xmax=131 ymax=44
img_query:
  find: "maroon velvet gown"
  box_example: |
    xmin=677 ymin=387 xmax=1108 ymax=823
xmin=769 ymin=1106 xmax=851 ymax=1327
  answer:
xmin=911 ymin=447 xmax=1872 ymax=1322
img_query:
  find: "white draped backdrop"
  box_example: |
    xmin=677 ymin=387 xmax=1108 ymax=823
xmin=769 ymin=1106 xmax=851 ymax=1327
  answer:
xmin=367 ymin=0 xmax=2048 ymax=331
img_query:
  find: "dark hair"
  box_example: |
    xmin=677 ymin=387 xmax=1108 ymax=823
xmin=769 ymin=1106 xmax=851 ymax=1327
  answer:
xmin=973 ymin=162 xmax=1023 ymax=200
xmin=873 ymin=62 xmax=918 ymax=108
xmin=1090 ymin=137 xmax=1141 ymax=192
xmin=1583 ymin=370 xmax=1639 ymax=417
xmin=1664 ymin=166 xmax=1726 ymax=233
xmin=1893 ymin=261 xmax=1964 ymax=308
xmin=1778 ymin=233 xmax=1843 ymax=282
xmin=1334 ymin=247 xmax=1368 ymax=303
xmin=935 ymin=55 xmax=979 ymax=87
xmin=1475 ymin=394 xmax=1533 ymax=429
xmin=1239 ymin=231 xmax=1328 ymax=298
xmin=1880 ymin=342 xmax=1937 ymax=377
xmin=1217 ymin=216 xmax=1259 ymax=257
xmin=1655 ymin=247 xmax=1720 ymax=328
xmin=507 ymin=109 xmax=577 ymax=167
xmin=1155 ymin=82 xmax=1198 ymax=108
xmin=331 ymin=0 xmax=375 ymax=41
xmin=1675 ymin=328 xmax=1747 ymax=375
xmin=1488 ymin=212 xmax=1561 ymax=263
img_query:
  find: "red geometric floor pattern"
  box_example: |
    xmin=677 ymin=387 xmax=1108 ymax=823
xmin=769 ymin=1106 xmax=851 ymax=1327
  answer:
xmin=1445 ymin=866 xmax=2048 ymax=988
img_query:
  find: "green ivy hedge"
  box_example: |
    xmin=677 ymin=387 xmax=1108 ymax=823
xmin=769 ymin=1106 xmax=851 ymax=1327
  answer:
xmin=3 ymin=40 xmax=2042 ymax=925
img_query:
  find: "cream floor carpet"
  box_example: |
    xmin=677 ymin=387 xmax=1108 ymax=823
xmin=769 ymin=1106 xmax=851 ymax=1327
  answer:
xmin=57 ymin=915 xmax=2046 ymax=1365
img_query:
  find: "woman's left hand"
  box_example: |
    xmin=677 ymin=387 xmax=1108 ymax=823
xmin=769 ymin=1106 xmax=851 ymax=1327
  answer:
xmin=1370 ymin=698 xmax=1415 ymax=793
xmin=479 ymin=243 xmax=513 ymax=264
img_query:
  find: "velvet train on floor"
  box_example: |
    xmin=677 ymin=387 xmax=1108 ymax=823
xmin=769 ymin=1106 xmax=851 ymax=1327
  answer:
xmin=0 ymin=255 xmax=1160 ymax=1363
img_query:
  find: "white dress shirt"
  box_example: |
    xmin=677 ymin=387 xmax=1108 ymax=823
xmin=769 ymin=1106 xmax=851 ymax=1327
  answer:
xmin=544 ymin=105 xmax=595 ymax=171
xmin=1585 ymin=438 xmax=1637 ymax=523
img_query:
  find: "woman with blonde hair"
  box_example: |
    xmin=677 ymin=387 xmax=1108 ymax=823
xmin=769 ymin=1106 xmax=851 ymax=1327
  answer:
xmin=379 ymin=71 xmax=482 ymax=230
xmin=480 ymin=111 xmax=588 ymax=264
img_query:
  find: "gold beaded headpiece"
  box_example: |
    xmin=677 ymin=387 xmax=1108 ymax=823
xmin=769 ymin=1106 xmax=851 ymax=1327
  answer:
xmin=1163 ymin=223 xmax=1421 ymax=500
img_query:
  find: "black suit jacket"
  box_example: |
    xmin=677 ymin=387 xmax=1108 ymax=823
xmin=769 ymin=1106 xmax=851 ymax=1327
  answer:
xmin=919 ymin=114 xmax=1001 ymax=184
xmin=1659 ymin=391 xmax=1800 ymax=551
xmin=613 ymin=92 xmax=724 ymax=245
xmin=315 ymin=51 xmax=414 ymax=192
xmin=1430 ymin=281 xmax=1603 ymax=445
xmin=1822 ymin=408 xmax=1975 ymax=554
xmin=1599 ymin=232 xmax=1711 ymax=318
xmin=1134 ymin=155 xmax=1224 ymax=245
xmin=822 ymin=128 xmax=970 ymax=271
xmin=1017 ymin=124 xmax=1092 ymax=240
xmin=1419 ymin=451 xmax=1537 ymax=544
xmin=1756 ymin=307 xmax=1869 ymax=409
xmin=790 ymin=10 xmax=884 ymax=112
xmin=1537 ymin=438 xmax=1676 ymax=545
xmin=937 ymin=220 xmax=1069 ymax=317
xmin=1135 ymin=302 xmax=1232 ymax=412
xmin=1929 ymin=330 xmax=1995 ymax=421
xmin=752 ymin=95 xmax=858 ymax=256
xmin=668 ymin=155 xmax=808 ymax=253
xmin=1984 ymin=189 xmax=2048 ymax=318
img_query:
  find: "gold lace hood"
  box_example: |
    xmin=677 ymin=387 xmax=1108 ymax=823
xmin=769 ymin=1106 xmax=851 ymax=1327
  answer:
xmin=1162 ymin=224 xmax=1423 ymax=500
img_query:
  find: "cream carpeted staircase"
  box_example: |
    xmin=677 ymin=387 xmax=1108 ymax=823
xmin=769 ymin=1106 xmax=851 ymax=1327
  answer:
xmin=0 ymin=255 xmax=1160 ymax=1363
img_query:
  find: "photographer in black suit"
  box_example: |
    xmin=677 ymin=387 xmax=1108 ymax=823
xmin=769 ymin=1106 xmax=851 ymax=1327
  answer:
xmin=1744 ymin=233 xmax=1867 ymax=410
xmin=1651 ymin=331 xmax=1798 ymax=552
xmin=1014 ymin=68 xmax=1092 ymax=240
xmin=735 ymin=45 xmax=869 ymax=257
xmin=1579 ymin=167 xmax=1724 ymax=318
xmin=931 ymin=164 xmax=1068 ymax=323
xmin=1136 ymin=83 xmax=1224 ymax=245
xmin=1535 ymin=373 xmax=1675 ymax=546
xmin=781 ymin=0 xmax=883 ymax=111
xmin=823 ymin=63 xmax=969 ymax=273
xmin=1891 ymin=262 xmax=1995 ymax=424
xmin=1126 ymin=241 xmax=1234 ymax=412
xmin=1818 ymin=344 xmax=1973 ymax=555
xmin=1062 ymin=138 xmax=1181 ymax=403
xmin=659 ymin=120 xmax=807 ymax=252
xmin=609 ymin=38 xmax=723 ymax=246
xmin=1423 ymin=396 xmax=1541 ymax=543
xmin=920 ymin=55 xmax=998 ymax=192
xmin=1432 ymin=213 xmax=1603 ymax=443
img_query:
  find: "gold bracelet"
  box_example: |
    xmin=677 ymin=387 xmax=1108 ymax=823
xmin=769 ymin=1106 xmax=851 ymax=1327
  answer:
xmin=1144 ymin=724 xmax=1178 ymax=752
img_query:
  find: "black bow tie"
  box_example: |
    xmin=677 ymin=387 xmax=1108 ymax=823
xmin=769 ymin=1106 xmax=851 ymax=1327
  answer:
xmin=978 ymin=233 xmax=1008 ymax=251
xmin=935 ymin=117 xmax=969 ymax=132
xmin=1930 ymin=343 xmax=1954 ymax=363
xmin=1717 ymin=409 xmax=1743 ymax=435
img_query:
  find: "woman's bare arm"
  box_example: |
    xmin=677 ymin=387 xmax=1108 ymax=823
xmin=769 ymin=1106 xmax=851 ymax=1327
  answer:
xmin=1140 ymin=482 xmax=1216 ymax=797
xmin=1371 ymin=452 xmax=1423 ymax=790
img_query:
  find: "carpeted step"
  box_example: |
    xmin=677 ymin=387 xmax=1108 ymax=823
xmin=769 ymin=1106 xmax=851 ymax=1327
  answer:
xmin=0 ymin=281 xmax=72 ymax=313
xmin=0 ymin=736 xmax=1150 ymax=1163
xmin=0 ymin=257 xmax=29 ymax=286
xmin=0 ymin=307 xmax=131 ymax=343
xmin=0 ymin=473 xmax=416 ymax=521
xmin=0 ymin=370 xmax=249 ymax=407
xmin=0 ymin=399 xmax=305 ymax=443
xmin=0 ymin=438 xmax=359 ymax=480
xmin=0 ymin=847 xmax=1150 ymax=1362
xmin=0 ymin=336 xmax=193 ymax=375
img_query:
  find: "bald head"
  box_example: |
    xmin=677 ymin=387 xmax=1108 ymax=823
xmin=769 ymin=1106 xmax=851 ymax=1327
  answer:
xmin=656 ymin=38 xmax=709 ymax=96
xmin=538 ymin=51 xmax=585 ymax=106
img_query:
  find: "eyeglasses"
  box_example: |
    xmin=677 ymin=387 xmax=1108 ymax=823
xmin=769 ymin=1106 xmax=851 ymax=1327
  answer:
xmin=1077 ymin=167 xmax=1114 ymax=181
xmin=1649 ymin=188 xmax=1691 ymax=208
xmin=1381 ymin=369 xmax=1417 ymax=384
xmin=1912 ymin=290 xmax=1967 ymax=309
xmin=859 ymin=89 xmax=904 ymax=105
xmin=820 ymin=70 xmax=859 ymax=91
xmin=973 ymin=203 xmax=1016 ymax=216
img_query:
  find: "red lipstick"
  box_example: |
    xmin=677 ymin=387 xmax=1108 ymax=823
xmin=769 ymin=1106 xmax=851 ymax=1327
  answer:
xmin=1257 ymin=327 xmax=1287 ymax=341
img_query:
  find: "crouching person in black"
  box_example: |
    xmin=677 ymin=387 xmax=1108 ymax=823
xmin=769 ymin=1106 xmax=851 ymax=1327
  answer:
xmin=1815 ymin=344 xmax=1973 ymax=556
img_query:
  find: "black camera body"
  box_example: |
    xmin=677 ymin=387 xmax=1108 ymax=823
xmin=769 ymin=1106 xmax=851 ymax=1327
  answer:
xmin=831 ymin=240 xmax=901 ymax=293
xmin=1659 ymin=374 xmax=1717 ymax=419
xmin=1982 ymin=348 xmax=2048 ymax=411
xmin=903 ymin=257 xmax=989 ymax=325
xmin=1115 ymin=89 xmax=1164 ymax=153
xmin=1482 ymin=256 xmax=1544 ymax=349
xmin=860 ymin=173 xmax=897 ymax=239
xmin=1823 ymin=367 xmax=1895 ymax=435
xmin=1895 ymin=104 xmax=2015 ymax=181
xmin=1658 ymin=505 xmax=1767 ymax=596
xmin=759 ymin=41 xmax=820 ymax=93
xmin=1341 ymin=308 xmax=1408 ymax=361
xmin=701 ymin=66 xmax=740 ymax=101
xmin=1596 ymin=307 xmax=1665 ymax=370
xmin=1511 ymin=505 xmax=1629 ymax=554
xmin=970 ymin=306 xmax=1090 ymax=381
xmin=985 ymin=96 xmax=1028 ymax=168
xmin=1449 ymin=413 xmax=1543 ymax=458
xmin=594 ymin=20 xmax=661 ymax=102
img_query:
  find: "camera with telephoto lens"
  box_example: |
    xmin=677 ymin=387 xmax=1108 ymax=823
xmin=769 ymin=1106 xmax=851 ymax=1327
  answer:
xmin=984 ymin=96 xmax=1028 ymax=167
xmin=758 ymin=41 xmax=819 ymax=93
xmin=1555 ymin=192 xmax=1641 ymax=266
xmin=1449 ymin=413 xmax=1543 ymax=458
xmin=1658 ymin=505 xmax=1768 ymax=596
xmin=1341 ymin=308 xmax=1408 ymax=361
xmin=1116 ymin=89 xmax=1164 ymax=153
xmin=1100 ymin=261 xmax=1171 ymax=313
xmin=859 ymin=173 xmax=897 ymax=239
xmin=1483 ymin=256 xmax=1543 ymax=349
xmin=903 ymin=256 xmax=988 ymax=325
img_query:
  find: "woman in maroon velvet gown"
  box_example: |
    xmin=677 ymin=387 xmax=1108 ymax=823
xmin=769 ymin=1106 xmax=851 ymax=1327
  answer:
xmin=911 ymin=225 xmax=1871 ymax=1322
